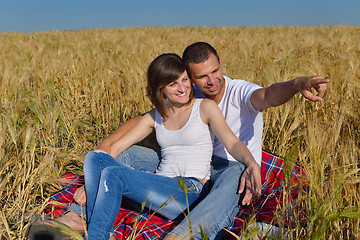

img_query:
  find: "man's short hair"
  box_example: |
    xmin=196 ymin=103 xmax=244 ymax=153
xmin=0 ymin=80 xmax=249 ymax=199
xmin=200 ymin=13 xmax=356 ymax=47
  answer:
xmin=182 ymin=42 xmax=220 ymax=68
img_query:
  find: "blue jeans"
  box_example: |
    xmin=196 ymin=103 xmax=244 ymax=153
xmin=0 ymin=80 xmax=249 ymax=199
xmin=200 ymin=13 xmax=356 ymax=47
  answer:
xmin=83 ymin=150 xmax=208 ymax=240
xmin=114 ymin=147 xmax=246 ymax=240
xmin=67 ymin=145 xmax=161 ymax=218
xmin=69 ymin=145 xmax=245 ymax=239
xmin=170 ymin=156 xmax=246 ymax=240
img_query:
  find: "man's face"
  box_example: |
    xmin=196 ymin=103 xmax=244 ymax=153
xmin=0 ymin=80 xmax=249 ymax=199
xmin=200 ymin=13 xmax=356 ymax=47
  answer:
xmin=187 ymin=53 xmax=225 ymax=103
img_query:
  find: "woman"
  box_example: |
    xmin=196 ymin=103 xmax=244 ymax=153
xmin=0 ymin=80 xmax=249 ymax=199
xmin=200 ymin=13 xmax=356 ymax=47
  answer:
xmin=83 ymin=53 xmax=260 ymax=240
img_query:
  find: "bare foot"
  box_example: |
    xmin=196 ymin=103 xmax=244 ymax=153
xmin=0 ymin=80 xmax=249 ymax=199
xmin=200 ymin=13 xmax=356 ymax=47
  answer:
xmin=42 ymin=211 xmax=87 ymax=231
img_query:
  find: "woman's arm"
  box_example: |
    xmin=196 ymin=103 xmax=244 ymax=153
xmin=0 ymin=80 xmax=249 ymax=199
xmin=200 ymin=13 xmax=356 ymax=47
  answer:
xmin=200 ymin=99 xmax=261 ymax=205
xmin=97 ymin=115 xmax=143 ymax=153
xmin=109 ymin=110 xmax=155 ymax=158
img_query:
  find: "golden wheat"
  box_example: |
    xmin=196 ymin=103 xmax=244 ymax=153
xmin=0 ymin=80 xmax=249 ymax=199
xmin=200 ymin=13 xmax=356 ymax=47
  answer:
xmin=0 ymin=26 xmax=359 ymax=239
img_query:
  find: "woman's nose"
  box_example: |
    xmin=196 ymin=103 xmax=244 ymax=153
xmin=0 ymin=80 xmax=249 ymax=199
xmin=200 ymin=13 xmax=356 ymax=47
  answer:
xmin=178 ymin=83 xmax=186 ymax=92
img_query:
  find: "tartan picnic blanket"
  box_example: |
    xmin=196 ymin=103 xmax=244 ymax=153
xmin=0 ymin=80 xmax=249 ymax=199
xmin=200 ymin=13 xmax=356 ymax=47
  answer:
xmin=43 ymin=150 xmax=306 ymax=239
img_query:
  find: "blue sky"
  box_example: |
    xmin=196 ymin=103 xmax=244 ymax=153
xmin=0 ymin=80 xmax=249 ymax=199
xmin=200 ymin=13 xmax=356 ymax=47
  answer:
xmin=0 ymin=0 xmax=359 ymax=33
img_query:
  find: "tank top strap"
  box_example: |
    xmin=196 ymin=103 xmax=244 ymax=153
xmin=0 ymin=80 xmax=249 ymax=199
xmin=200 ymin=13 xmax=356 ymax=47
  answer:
xmin=154 ymin=99 xmax=203 ymax=130
xmin=154 ymin=109 xmax=162 ymax=129
xmin=190 ymin=99 xmax=203 ymax=122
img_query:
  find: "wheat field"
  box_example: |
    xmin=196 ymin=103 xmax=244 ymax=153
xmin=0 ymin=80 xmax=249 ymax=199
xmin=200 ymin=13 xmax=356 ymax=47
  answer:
xmin=0 ymin=26 xmax=359 ymax=239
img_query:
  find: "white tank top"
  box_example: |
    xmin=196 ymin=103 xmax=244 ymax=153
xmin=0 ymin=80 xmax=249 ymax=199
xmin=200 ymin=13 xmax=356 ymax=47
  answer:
xmin=154 ymin=99 xmax=213 ymax=179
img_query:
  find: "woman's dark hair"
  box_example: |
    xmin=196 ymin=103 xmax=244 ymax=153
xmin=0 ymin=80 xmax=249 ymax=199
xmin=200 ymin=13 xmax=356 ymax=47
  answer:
xmin=146 ymin=53 xmax=193 ymax=118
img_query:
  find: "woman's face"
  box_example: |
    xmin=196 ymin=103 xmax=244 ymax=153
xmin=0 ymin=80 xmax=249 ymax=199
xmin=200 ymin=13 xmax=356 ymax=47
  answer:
xmin=162 ymin=71 xmax=192 ymax=106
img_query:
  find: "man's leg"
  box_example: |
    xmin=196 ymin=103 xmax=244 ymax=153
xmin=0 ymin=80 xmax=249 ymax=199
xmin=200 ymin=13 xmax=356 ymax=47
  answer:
xmin=167 ymin=157 xmax=246 ymax=240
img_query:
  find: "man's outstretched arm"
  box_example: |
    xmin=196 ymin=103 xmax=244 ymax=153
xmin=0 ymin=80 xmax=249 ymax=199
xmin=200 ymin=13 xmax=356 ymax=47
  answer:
xmin=250 ymin=75 xmax=330 ymax=111
xmin=97 ymin=115 xmax=143 ymax=153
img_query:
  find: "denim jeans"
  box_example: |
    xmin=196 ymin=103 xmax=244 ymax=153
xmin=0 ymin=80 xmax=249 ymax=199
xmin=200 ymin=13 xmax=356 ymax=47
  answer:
xmin=83 ymin=150 xmax=208 ymax=240
xmin=67 ymin=145 xmax=161 ymax=218
xmin=69 ymin=145 xmax=246 ymax=239
xmin=114 ymin=147 xmax=247 ymax=240
xmin=169 ymin=156 xmax=246 ymax=240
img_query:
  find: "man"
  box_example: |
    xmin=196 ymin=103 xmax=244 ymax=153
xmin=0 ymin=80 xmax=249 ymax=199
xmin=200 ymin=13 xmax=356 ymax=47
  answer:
xmin=47 ymin=42 xmax=329 ymax=239
xmin=164 ymin=42 xmax=328 ymax=239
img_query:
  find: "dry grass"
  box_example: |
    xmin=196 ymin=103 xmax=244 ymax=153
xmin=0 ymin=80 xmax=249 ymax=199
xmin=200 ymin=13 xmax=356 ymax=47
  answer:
xmin=0 ymin=26 xmax=359 ymax=239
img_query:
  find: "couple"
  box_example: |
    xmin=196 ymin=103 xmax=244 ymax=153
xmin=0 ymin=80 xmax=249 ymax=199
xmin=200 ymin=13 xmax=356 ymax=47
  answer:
xmin=45 ymin=42 xmax=329 ymax=239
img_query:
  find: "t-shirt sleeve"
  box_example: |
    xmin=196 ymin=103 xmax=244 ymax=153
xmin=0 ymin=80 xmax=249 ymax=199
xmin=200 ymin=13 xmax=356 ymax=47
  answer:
xmin=231 ymin=80 xmax=263 ymax=114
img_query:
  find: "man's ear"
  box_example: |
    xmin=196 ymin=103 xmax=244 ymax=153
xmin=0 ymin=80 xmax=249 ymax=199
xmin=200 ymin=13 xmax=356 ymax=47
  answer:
xmin=219 ymin=57 xmax=222 ymax=65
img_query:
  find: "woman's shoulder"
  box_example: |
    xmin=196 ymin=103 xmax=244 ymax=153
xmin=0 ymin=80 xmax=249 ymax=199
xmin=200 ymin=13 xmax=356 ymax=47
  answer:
xmin=199 ymin=99 xmax=221 ymax=124
xmin=199 ymin=98 xmax=218 ymax=109
xmin=142 ymin=108 xmax=156 ymax=122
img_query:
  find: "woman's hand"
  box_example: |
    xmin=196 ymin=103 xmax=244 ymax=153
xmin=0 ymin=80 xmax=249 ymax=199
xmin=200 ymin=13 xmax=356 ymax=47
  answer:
xmin=238 ymin=162 xmax=261 ymax=205
xmin=73 ymin=185 xmax=87 ymax=206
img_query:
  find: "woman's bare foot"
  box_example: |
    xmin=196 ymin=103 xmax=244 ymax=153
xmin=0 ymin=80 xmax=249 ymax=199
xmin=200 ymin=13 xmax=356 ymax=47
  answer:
xmin=41 ymin=211 xmax=87 ymax=231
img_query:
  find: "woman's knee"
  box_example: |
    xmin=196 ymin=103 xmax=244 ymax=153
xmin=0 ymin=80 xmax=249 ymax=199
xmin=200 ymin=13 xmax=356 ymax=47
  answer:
xmin=101 ymin=165 xmax=133 ymax=184
xmin=101 ymin=166 xmax=119 ymax=180
xmin=99 ymin=166 xmax=127 ymax=191
xmin=83 ymin=150 xmax=99 ymax=171
xmin=84 ymin=150 xmax=118 ymax=172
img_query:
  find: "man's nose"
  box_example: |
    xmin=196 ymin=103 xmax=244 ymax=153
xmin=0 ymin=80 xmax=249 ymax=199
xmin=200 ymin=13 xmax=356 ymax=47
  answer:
xmin=207 ymin=74 xmax=216 ymax=85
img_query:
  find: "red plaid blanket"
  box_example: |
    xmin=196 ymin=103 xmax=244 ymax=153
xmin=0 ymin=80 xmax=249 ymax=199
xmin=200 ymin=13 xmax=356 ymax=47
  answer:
xmin=43 ymin=151 xmax=306 ymax=239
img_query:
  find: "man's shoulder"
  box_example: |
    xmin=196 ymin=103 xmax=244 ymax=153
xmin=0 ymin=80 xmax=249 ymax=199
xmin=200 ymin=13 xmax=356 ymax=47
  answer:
xmin=224 ymin=75 xmax=262 ymax=92
xmin=222 ymin=76 xmax=263 ymax=112
xmin=224 ymin=75 xmax=252 ymax=87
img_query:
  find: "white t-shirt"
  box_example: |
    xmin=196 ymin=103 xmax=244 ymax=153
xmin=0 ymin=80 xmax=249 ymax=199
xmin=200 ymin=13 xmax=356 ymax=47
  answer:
xmin=194 ymin=76 xmax=263 ymax=165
